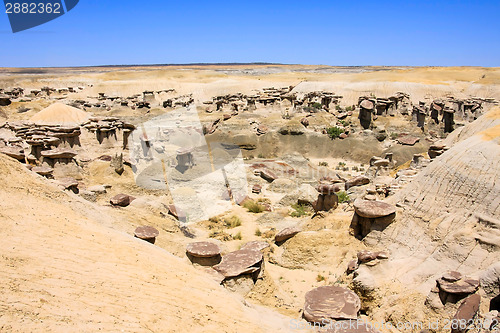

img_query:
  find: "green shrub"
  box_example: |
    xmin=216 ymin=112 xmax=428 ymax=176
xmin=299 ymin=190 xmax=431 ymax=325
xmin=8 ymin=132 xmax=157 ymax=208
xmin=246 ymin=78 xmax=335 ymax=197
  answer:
xmin=335 ymin=105 xmax=342 ymax=111
xmin=316 ymin=274 xmax=326 ymax=282
xmin=319 ymin=161 xmax=328 ymax=167
xmin=255 ymin=228 xmax=262 ymax=236
xmin=326 ymin=126 xmax=344 ymax=139
xmin=345 ymin=105 xmax=354 ymax=112
xmin=224 ymin=215 xmax=242 ymax=228
xmin=337 ymin=191 xmax=350 ymax=203
xmin=290 ymin=203 xmax=310 ymax=217
xmin=232 ymin=231 xmax=242 ymax=240
xmin=390 ymin=132 xmax=399 ymax=140
xmin=338 ymin=161 xmax=346 ymax=167
xmin=243 ymin=200 xmax=265 ymax=213
xmin=312 ymin=102 xmax=322 ymax=109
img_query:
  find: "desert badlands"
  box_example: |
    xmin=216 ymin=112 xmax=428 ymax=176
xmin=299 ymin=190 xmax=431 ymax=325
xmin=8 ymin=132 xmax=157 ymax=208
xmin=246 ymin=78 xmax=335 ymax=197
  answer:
xmin=0 ymin=64 xmax=499 ymax=332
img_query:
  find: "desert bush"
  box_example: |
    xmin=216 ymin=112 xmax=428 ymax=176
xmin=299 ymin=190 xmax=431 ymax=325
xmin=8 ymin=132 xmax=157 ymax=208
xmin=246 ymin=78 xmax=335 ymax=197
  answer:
xmin=255 ymin=228 xmax=262 ymax=236
xmin=326 ymin=126 xmax=345 ymax=139
xmin=345 ymin=105 xmax=354 ymax=112
xmin=232 ymin=232 xmax=242 ymax=240
xmin=318 ymin=161 xmax=328 ymax=167
xmin=290 ymin=203 xmax=310 ymax=217
xmin=224 ymin=215 xmax=242 ymax=228
xmin=316 ymin=274 xmax=326 ymax=282
xmin=243 ymin=200 xmax=266 ymax=213
xmin=337 ymin=191 xmax=350 ymax=203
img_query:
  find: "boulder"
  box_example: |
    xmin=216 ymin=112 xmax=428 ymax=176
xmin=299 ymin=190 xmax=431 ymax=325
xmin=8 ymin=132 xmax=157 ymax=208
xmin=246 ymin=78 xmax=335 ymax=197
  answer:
xmin=347 ymin=260 xmax=359 ymax=273
xmin=212 ymin=249 xmax=263 ymax=278
xmin=58 ymin=178 xmax=79 ymax=193
xmin=437 ymin=277 xmax=480 ymax=295
xmin=353 ymin=199 xmax=396 ymax=218
xmin=357 ymin=250 xmax=389 ymax=263
xmin=275 ymin=226 xmax=301 ymax=243
xmin=345 ymin=176 xmax=370 ymax=190
xmin=0 ymin=94 xmax=12 ymax=106
xmin=314 ymin=193 xmax=339 ymax=212
xmin=259 ymin=169 xmax=277 ymax=183
xmin=110 ymin=193 xmax=136 ymax=207
xmin=451 ymin=294 xmax=480 ymax=333
xmin=373 ymin=159 xmax=390 ymax=167
xmin=88 ymin=185 xmax=107 ymax=194
xmin=397 ymin=135 xmax=420 ymax=146
xmin=303 ymin=286 xmax=361 ymax=323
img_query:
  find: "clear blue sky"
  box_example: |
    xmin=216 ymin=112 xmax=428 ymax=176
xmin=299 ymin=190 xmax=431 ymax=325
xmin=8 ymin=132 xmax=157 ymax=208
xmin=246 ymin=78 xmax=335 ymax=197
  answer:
xmin=1 ymin=0 xmax=499 ymax=67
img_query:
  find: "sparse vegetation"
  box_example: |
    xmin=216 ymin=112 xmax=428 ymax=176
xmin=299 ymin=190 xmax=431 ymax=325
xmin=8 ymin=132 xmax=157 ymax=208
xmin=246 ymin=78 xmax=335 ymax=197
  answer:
xmin=338 ymin=161 xmax=346 ymax=167
xmin=262 ymin=228 xmax=276 ymax=239
xmin=312 ymin=102 xmax=322 ymax=109
xmin=224 ymin=215 xmax=242 ymax=228
xmin=290 ymin=203 xmax=311 ymax=217
xmin=232 ymin=232 xmax=242 ymax=240
xmin=316 ymin=274 xmax=326 ymax=282
xmin=255 ymin=228 xmax=262 ymax=236
xmin=243 ymin=200 xmax=266 ymax=213
xmin=326 ymin=126 xmax=345 ymax=139
xmin=335 ymin=105 xmax=342 ymax=111
xmin=390 ymin=132 xmax=399 ymax=140
xmin=345 ymin=105 xmax=354 ymax=112
xmin=318 ymin=161 xmax=328 ymax=167
xmin=337 ymin=191 xmax=350 ymax=203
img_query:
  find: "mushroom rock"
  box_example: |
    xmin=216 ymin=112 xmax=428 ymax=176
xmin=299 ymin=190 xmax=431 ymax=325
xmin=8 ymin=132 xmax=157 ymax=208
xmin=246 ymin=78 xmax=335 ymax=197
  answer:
xmin=351 ymin=199 xmax=396 ymax=238
xmin=32 ymin=166 xmax=53 ymax=177
xmin=314 ymin=184 xmax=340 ymax=212
xmin=212 ymin=249 xmax=263 ymax=278
xmin=240 ymin=241 xmax=270 ymax=252
xmin=345 ymin=175 xmax=370 ymax=190
xmin=186 ymin=241 xmax=222 ymax=266
xmin=316 ymin=184 xmax=341 ymax=195
xmin=275 ymin=226 xmax=301 ymax=243
xmin=437 ymin=277 xmax=480 ymax=295
xmin=134 ymin=226 xmax=159 ymax=244
xmin=0 ymin=146 xmax=25 ymax=161
xmin=251 ymin=184 xmax=262 ymax=194
xmin=110 ymin=193 xmax=136 ymax=207
xmin=303 ymin=286 xmax=361 ymax=323
xmin=451 ymin=294 xmax=481 ymax=333
xmin=41 ymin=148 xmax=78 ymax=159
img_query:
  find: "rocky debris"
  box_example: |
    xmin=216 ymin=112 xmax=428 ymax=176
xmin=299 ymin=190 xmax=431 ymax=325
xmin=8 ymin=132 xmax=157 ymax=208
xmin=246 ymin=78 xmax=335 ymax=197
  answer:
xmin=212 ymin=249 xmax=263 ymax=278
xmin=240 ymin=241 xmax=270 ymax=252
xmin=357 ymin=250 xmax=389 ymax=263
xmin=251 ymin=184 xmax=262 ymax=194
xmin=397 ymin=135 xmax=420 ymax=146
xmin=256 ymin=124 xmax=268 ymax=135
xmin=275 ymin=226 xmax=301 ymax=243
xmin=345 ymin=175 xmax=370 ymax=190
xmin=351 ymin=199 xmax=396 ymax=238
xmin=168 ymin=204 xmax=186 ymax=222
xmin=134 ymin=226 xmax=159 ymax=244
xmin=110 ymin=193 xmax=136 ymax=207
xmin=303 ymin=286 xmax=361 ymax=323
xmin=451 ymin=294 xmax=480 ymax=333
xmin=32 ymin=166 xmax=53 ymax=177
xmin=41 ymin=148 xmax=77 ymax=159
xmin=428 ymin=143 xmax=449 ymax=159
xmin=300 ymin=117 xmax=309 ymax=127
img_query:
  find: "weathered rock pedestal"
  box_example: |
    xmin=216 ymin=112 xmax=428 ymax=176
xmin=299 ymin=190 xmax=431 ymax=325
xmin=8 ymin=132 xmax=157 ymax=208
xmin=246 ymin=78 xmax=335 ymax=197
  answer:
xmin=186 ymin=241 xmax=221 ymax=266
xmin=350 ymin=199 xmax=396 ymax=239
xmin=134 ymin=226 xmax=159 ymax=244
xmin=358 ymin=99 xmax=374 ymax=129
xmin=314 ymin=184 xmax=340 ymax=212
xmin=443 ymin=108 xmax=455 ymax=133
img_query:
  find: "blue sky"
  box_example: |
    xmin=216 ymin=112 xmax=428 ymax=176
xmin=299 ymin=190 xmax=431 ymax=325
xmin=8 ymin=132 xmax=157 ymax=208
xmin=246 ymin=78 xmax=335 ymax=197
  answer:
xmin=1 ymin=0 xmax=499 ymax=67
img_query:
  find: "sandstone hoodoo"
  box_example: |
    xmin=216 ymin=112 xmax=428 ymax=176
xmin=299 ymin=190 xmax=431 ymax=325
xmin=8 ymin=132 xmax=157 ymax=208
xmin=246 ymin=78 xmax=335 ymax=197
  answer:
xmin=303 ymin=286 xmax=361 ymax=323
xmin=110 ymin=193 xmax=136 ymax=207
xmin=134 ymin=226 xmax=159 ymax=244
xmin=351 ymin=199 xmax=396 ymax=238
xmin=186 ymin=241 xmax=222 ymax=266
